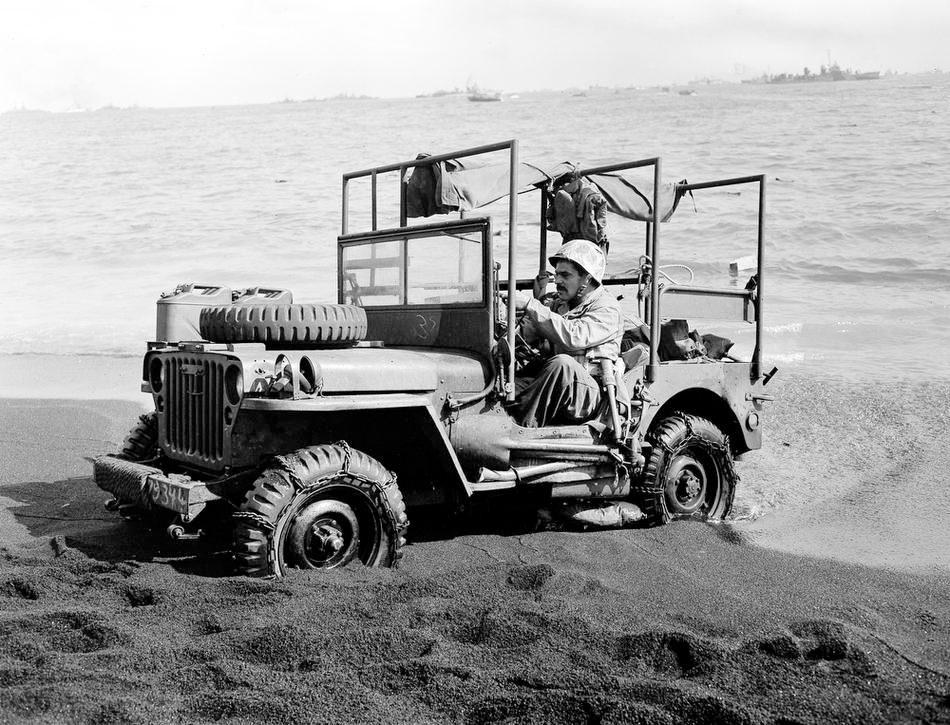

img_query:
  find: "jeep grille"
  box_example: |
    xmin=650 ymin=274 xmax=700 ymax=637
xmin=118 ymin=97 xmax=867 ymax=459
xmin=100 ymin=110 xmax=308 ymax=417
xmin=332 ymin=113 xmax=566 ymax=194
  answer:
xmin=156 ymin=353 xmax=239 ymax=470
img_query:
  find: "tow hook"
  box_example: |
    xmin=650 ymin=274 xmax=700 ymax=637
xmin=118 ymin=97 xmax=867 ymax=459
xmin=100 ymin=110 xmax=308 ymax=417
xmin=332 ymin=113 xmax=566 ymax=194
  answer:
xmin=106 ymin=498 xmax=147 ymax=521
xmin=745 ymin=392 xmax=775 ymax=403
xmin=166 ymin=522 xmax=203 ymax=542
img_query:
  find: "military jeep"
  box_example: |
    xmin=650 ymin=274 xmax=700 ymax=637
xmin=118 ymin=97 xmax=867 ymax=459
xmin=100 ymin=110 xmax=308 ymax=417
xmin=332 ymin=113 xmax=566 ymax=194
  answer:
xmin=94 ymin=140 xmax=775 ymax=577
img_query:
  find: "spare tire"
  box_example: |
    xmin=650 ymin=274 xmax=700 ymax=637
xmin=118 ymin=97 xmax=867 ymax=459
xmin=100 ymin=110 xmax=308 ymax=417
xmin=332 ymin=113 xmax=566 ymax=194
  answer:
xmin=199 ymin=303 xmax=367 ymax=346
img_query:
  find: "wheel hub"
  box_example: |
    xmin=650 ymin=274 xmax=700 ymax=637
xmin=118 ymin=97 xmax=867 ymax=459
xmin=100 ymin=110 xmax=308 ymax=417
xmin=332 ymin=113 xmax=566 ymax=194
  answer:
xmin=284 ymin=498 xmax=361 ymax=569
xmin=310 ymin=521 xmax=346 ymax=558
xmin=680 ymin=470 xmax=702 ymax=499
xmin=665 ymin=454 xmax=708 ymax=515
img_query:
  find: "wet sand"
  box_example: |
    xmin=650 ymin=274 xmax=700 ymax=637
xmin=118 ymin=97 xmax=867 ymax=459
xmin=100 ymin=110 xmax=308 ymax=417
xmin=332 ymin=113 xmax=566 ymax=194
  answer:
xmin=0 ymin=361 xmax=948 ymax=724
xmin=733 ymin=376 xmax=950 ymax=573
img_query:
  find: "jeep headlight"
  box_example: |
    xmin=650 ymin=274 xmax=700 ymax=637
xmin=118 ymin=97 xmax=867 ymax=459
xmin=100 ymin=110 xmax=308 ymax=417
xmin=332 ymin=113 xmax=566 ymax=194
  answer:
xmin=148 ymin=356 xmax=164 ymax=393
xmin=225 ymin=364 xmax=243 ymax=406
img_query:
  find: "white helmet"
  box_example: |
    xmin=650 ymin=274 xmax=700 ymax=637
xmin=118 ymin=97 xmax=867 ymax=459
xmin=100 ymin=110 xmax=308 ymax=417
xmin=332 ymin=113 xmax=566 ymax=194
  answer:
xmin=549 ymin=239 xmax=606 ymax=284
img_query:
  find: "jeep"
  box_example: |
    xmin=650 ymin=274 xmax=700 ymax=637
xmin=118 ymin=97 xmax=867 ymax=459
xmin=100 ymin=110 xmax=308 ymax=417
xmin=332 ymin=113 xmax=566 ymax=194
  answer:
xmin=94 ymin=139 xmax=775 ymax=576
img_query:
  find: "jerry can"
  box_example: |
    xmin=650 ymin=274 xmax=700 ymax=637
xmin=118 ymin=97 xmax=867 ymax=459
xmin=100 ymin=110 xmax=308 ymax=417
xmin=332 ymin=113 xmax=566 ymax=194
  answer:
xmin=155 ymin=283 xmax=232 ymax=343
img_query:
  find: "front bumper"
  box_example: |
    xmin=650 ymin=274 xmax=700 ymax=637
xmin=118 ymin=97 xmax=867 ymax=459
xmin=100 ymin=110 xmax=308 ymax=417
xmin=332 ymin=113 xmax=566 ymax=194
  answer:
xmin=93 ymin=455 xmax=221 ymax=522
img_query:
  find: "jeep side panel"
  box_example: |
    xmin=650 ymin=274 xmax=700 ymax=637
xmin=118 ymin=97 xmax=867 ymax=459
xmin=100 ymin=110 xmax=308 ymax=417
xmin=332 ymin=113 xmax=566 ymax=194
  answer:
xmin=632 ymin=362 xmax=766 ymax=454
xmin=235 ymin=395 xmax=473 ymax=506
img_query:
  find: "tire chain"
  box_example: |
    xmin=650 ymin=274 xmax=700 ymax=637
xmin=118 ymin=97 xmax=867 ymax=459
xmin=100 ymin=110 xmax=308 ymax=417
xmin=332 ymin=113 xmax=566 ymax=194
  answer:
xmin=234 ymin=441 xmax=409 ymax=572
xmin=649 ymin=412 xmax=739 ymax=487
xmin=232 ymin=509 xmax=276 ymax=532
xmin=634 ymin=412 xmax=739 ymax=522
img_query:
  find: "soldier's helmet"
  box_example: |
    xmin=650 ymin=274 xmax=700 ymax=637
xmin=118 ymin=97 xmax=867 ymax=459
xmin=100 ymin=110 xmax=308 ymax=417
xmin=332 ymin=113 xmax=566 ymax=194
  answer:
xmin=548 ymin=239 xmax=606 ymax=284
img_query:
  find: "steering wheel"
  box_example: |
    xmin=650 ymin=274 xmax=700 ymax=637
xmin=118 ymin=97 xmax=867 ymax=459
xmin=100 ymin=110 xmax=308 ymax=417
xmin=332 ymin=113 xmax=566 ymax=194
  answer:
xmin=514 ymin=331 xmax=543 ymax=371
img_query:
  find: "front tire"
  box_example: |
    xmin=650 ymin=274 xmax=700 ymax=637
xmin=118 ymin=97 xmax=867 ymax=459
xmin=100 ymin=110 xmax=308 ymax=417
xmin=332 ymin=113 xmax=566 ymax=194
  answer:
xmin=636 ymin=414 xmax=737 ymax=525
xmin=232 ymin=443 xmax=408 ymax=577
xmin=118 ymin=412 xmax=158 ymax=461
xmin=110 ymin=412 xmax=176 ymax=528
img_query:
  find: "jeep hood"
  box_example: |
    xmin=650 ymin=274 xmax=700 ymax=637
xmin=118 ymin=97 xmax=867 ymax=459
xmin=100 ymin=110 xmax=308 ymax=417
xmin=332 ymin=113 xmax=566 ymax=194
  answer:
xmin=270 ymin=346 xmax=486 ymax=395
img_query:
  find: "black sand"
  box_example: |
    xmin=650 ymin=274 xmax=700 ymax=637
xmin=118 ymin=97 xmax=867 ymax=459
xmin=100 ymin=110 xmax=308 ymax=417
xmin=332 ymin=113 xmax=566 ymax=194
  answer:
xmin=0 ymin=370 xmax=948 ymax=724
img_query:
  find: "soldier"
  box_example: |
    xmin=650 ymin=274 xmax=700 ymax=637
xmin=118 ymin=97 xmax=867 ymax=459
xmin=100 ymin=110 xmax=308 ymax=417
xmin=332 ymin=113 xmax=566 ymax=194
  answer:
xmin=506 ymin=240 xmax=624 ymax=427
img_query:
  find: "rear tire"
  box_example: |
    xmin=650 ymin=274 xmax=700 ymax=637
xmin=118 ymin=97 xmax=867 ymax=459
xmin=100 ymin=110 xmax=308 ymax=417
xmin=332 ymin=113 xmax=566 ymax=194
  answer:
xmin=233 ymin=443 xmax=408 ymax=577
xmin=199 ymin=303 xmax=367 ymax=346
xmin=636 ymin=414 xmax=737 ymax=525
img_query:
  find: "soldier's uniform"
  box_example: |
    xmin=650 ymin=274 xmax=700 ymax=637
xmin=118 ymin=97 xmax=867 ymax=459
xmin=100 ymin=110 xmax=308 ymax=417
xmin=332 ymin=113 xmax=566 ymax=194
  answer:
xmin=512 ymin=241 xmax=624 ymax=428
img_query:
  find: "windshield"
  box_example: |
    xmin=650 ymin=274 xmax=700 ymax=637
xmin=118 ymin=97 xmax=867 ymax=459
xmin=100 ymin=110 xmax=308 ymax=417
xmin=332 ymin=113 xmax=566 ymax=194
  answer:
xmin=341 ymin=228 xmax=484 ymax=307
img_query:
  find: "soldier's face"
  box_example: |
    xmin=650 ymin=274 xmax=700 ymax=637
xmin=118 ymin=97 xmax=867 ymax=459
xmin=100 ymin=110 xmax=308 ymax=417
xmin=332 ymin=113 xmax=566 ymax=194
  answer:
xmin=553 ymin=261 xmax=588 ymax=303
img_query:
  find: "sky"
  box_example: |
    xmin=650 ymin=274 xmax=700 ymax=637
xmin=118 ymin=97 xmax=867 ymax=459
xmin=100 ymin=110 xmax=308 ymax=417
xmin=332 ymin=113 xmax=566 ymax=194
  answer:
xmin=2 ymin=0 xmax=949 ymax=111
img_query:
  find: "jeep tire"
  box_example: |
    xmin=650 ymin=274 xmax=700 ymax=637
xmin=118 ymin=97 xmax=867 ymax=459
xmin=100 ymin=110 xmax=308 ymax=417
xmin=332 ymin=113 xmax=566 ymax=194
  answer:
xmin=118 ymin=412 xmax=158 ymax=461
xmin=637 ymin=414 xmax=737 ymax=525
xmin=233 ymin=443 xmax=408 ymax=577
xmin=111 ymin=412 xmax=175 ymax=528
xmin=113 ymin=412 xmax=159 ymax=513
xmin=200 ymin=303 xmax=367 ymax=345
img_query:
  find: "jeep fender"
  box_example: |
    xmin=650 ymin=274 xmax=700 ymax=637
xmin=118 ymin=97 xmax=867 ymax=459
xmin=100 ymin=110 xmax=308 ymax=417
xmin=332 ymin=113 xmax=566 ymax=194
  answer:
xmin=238 ymin=394 xmax=472 ymax=507
xmin=635 ymin=362 xmax=763 ymax=455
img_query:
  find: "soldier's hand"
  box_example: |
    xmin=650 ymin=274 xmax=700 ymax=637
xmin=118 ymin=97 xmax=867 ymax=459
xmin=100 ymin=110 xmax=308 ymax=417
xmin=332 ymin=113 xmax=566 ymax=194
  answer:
xmin=532 ymin=271 xmax=552 ymax=300
xmin=502 ymin=290 xmax=532 ymax=312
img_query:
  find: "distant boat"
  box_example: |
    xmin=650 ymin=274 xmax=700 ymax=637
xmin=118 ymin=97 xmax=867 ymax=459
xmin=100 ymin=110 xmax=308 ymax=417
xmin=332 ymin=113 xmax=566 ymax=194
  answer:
xmin=467 ymin=82 xmax=502 ymax=102
xmin=468 ymin=90 xmax=502 ymax=102
xmin=744 ymin=63 xmax=882 ymax=84
xmin=678 ymin=89 xmax=697 ymax=96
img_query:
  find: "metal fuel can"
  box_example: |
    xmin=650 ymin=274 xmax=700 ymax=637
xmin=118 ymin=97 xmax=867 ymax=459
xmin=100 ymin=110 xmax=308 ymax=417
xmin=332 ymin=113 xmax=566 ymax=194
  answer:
xmin=155 ymin=283 xmax=232 ymax=343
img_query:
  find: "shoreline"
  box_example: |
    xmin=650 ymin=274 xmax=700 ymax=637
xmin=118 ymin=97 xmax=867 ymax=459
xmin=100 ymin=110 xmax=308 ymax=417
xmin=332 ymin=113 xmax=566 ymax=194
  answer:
xmin=0 ymin=353 xmax=149 ymax=405
xmin=2 ymin=352 xmax=947 ymax=574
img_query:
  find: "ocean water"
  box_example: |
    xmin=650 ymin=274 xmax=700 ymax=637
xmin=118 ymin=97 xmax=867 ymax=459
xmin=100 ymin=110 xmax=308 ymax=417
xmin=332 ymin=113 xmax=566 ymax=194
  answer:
xmin=2 ymin=73 xmax=950 ymax=383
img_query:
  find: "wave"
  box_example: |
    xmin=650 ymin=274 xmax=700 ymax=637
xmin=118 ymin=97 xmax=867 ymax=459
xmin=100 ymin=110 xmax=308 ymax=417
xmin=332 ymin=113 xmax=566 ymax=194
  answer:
xmin=765 ymin=322 xmax=803 ymax=334
xmin=0 ymin=351 xmax=142 ymax=359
